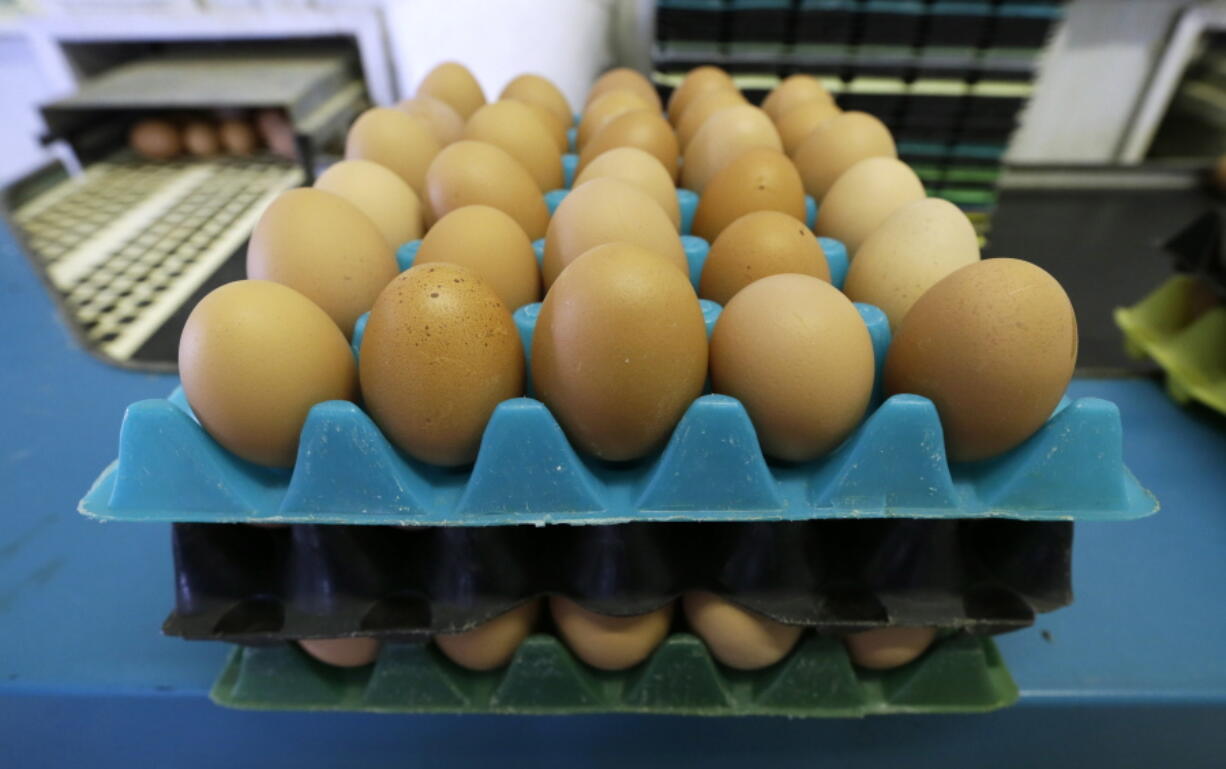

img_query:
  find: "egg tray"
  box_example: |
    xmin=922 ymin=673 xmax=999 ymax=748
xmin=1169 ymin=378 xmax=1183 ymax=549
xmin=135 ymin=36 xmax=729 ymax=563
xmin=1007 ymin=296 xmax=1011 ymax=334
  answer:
xmin=210 ymin=631 xmax=1017 ymax=717
xmin=163 ymin=516 xmax=1071 ymax=642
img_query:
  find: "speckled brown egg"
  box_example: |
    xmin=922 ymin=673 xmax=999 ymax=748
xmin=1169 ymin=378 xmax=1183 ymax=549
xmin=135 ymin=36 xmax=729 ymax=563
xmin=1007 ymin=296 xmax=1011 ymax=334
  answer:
xmin=577 ymin=89 xmax=653 ymax=149
xmin=417 ymin=61 xmax=486 ymax=119
xmin=573 ymin=146 xmax=680 ymax=230
xmin=425 ymin=140 xmax=550 ymax=239
xmin=578 ymin=109 xmax=679 ymax=181
xmin=586 ymin=67 xmax=662 ymax=112
xmin=500 ymin=73 xmax=572 ymax=126
xmin=542 ymin=177 xmax=686 ymax=288
xmin=814 ymin=156 xmax=925 ymax=253
xmin=676 ymin=89 xmax=748 ymax=149
xmin=791 ymin=111 xmax=896 ymax=200
xmin=711 ymin=274 xmax=874 ymax=461
xmin=667 ymin=65 xmax=735 ymax=125
xmin=130 ymin=118 xmax=182 ymax=159
xmin=762 ymin=74 xmax=834 ymax=121
xmin=179 ymin=280 xmax=357 ymax=467
xmin=776 ymin=99 xmax=841 ymax=155
xmin=314 ymin=159 xmax=423 ymax=249
xmin=682 ymin=104 xmax=781 ymax=192
xmin=359 ymin=263 xmax=524 ymax=466
xmin=533 ymin=243 xmax=708 ymax=461
xmin=550 ymin=597 xmax=673 ymax=671
xmin=683 ymin=592 xmax=802 ymax=670
xmin=700 ymin=210 xmax=829 ymax=304
xmin=246 ymin=188 xmax=399 ymax=336
xmin=414 ymin=205 xmax=540 ymax=310
xmin=395 ymin=96 xmax=464 ymax=144
xmin=884 ymin=258 xmax=1078 ymax=462
xmin=464 ymin=100 xmax=563 ymax=191
xmin=345 ymin=107 xmax=441 ymax=196
xmin=435 ymin=599 xmax=541 ymax=671
xmin=690 ymin=147 xmax=806 ymax=242
xmin=843 ymin=198 xmax=980 ymax=329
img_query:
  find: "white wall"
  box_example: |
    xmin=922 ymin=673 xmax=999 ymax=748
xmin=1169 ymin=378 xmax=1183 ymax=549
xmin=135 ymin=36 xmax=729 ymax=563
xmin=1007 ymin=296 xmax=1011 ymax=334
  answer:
xmin=0 ymin=28 xmax=58 ymax=184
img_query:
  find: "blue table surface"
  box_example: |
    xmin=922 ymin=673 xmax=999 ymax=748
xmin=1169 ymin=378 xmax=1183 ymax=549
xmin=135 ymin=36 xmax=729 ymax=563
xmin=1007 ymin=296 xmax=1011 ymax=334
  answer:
xmin=3 ymin=220 xmax=1226 ymax=769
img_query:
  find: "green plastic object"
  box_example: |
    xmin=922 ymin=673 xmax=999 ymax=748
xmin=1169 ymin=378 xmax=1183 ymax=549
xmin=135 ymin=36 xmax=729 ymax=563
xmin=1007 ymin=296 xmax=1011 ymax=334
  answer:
xmin=211 ymin=632 xmax=1018 ymax=717
xmin=1115 ymin=275 xmax=1226 ymax=414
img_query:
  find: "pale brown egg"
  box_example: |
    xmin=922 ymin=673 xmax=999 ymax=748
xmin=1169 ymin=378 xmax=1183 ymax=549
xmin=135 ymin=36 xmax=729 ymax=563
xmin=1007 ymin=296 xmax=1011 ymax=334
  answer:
xmin=844 ymin=627 xmax=937 ymax=670
xmin=298 ymin=638 xmax=381 ymax=667
xmin=762 ymin=74 xmax=834 ymax=121
xmin=425 ymin=140 xmax=550 ymax=239
xmin=681 ymin=104 xmax=781 ymax=192
xmin=573 ymin=146 xmax=680 ymax=230
xmin=179 ymin=280 xmax=357 ymax=467
xmin=414 ymin=205 xmax=540 ymax=310
xmin=550 ymin=596 xmax=673 ymax=671
xmin=578 ymin=109 xmax=679 ymax=181
xmin=711 ymin=274 xmax=874 ymax=461
xmin=690 ymin=147 xmax=806 ymax=242
xmin=884 ymin=258 xmax=1078 ymax=462
xmin=395 ymin=96 xmax=464 ymax=144
xmin=255 ymin=108 xmax=297 ymax=159
xmin=586 ymin=67 xmax=662 ymax=112
xmin=676 ymin=89 xmax=748 ymax=149
xmin=682 ymin=592 xmax=803 ymax=670
xmin=181 ymin=120 xmax=220 ymax=156
xmin=700 ymin=210 xmax=829 ymax=304
xmin=814 ymin=156 xmax=925 ymax=253
xmin=247 ymin=188 xmax=399 ymax=336
xmin=533 ymin=243 xmax=708 ymax=461
xmin=129 ymin=118 xmax=181 ymax=159
xmin=843 ymin=198 xmax=980 ymax=329
xmin=791 ymin=111 xmax=896 ymax=200
xmin=359 ymin=263 xmax=524 ymax=466
xmin=515 ymin=99 xmax=569 ymax=152
xmin=435 ymin=599 xmax=541 ymax=671
xmin=219 ymin=118 xmax=258 ymax=155
xmin=500 ymin=73 xmax=573 ymax=126
xmin=577 ymin=89 xmax=653 ymax=149
xmin=345 ymin=107 xmax=441 ymax=197
xmin=542 ymin=177 xmax=686 ymax=288
xmin=464 ymin=100 xmax=563 ymax=191
xmin=417 ymin=61 xmax=486 ymax=119
xmin=776 ymin=99 xmax=841 ymax=155
xmin=667 ymin=65 xmax=735 ymax=126
xmin=314 ymin=159 xmax=423 ymax=249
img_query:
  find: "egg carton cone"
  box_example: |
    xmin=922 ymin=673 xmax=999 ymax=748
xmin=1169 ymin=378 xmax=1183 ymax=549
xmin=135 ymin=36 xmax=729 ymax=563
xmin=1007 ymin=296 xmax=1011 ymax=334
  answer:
xmin=161 ymin=517 xmax=1071 ymax=642
xmin=210 ymin=631 xmax=1017 ymax=717
xmin=1116 ymin=274 xmax=1226 ymax=415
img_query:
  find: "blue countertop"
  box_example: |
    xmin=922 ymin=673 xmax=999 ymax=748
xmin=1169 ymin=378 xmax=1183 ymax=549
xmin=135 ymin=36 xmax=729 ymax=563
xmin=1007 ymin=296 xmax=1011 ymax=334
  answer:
xmin=3 ymin=221 xmax=1226 ymax=768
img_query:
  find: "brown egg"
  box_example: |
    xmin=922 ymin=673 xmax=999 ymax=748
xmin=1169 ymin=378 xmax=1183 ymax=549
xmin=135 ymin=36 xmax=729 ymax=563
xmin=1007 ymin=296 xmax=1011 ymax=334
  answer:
xmin=515 ymin=99 xmax=569 ymax=152
xmin=690 ymin=147 xmax=806 ymax=242
xmin=814 ymin=157 xmax=925 ymax=253
xmin=179 ymin=280 xmax=357 ymax=467
xmin=425 ymin=140 xmax=550 ymax=239
xmin=676 ymin=89 xmax=748 ymax=149
xmin=711 ymin=274 xmax=874 ymax=461
xmin=345 ymin=107 xmax=441 ymax=196
xmin=573 ymin=146 xmax=680 ymax=230
xmin=682 ymin=592 xmax=802 ymax=670
xmin=700 ymin=211 xmax=829 ymax=304
xmin=298 ymin=638 xmax=380 ymax=667
xmin=776 ymin=99 xmax=841 ymax=155
xmin=395 ymin=96 xmax=464 ymax=144
xmin=129 ymin=118 xmax=182 ymax=159
xmin=762 ymin=74 xmax=834 ymax=121
xmin=314 ymin=159 xmax=423 ymax=249
xmin=464 ymin=100 xmax=563 ymax=191
xmin=247 ymin=188 xmax=398 ymax=336
xmin=435 ymin=599 xmax=541 ymax=671
xmin=360 ymin=263 xmax=523 ymax=466
xmin=414 ymin=205 xmax=540 ymax=309
xmin=884 ymin=259 xmax=1078 ymax=462
xmin=843 ymin=198 xmax=980 ymax=329
xmin=542 ymin=177 xmax=686 ymax=288
xmin=550 ymin=596 xmax=673 ymax=671
xmin=577 ymin=89 xmax=652 ymax=149
xmin=667 ymin=65 xmax=735 ymax=126
xmin=533 ymin=243 xmax=708 ymax=461
xmin=587 ymin=67 xmax=661 ymax=112
xmin=844 ymin=627 xmax=937 ymax=670
xmin=681 ymin=104 xmax=781 ymax=192
xmin=181 ymin=120 xmax=220 ymax=156
xmin=578 ymin=109 xmax=679 ymax=181
xmin=219 ymin=118 xmax=258 ymax=155
xmin=792 ymin=111 xmax=896 ymax=200
xmin=500 ymin=73 xmax=573 ymax=126
xmin=417 ymin=61 xmax=486 ymax=119
xmin=255 ymin=109 xmax=297 ymax=159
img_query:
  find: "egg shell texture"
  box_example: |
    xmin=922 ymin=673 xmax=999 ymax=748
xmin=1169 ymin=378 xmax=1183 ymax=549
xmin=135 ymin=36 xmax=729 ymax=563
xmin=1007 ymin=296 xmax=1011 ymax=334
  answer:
xmin=682 ymin=104 xmax=782 ymax=193
xmin=573 ymin=146 xmax=681 ymax=230
xmin=464 ymin=100 xmax=563 ymax=191
xmin=791 ymin=111 xmax=896 ymax=200
xmin=414 ymin=204 xmax=541 ymax=310
xmin=676 ymin=89 xmax=748 ymax=149
xmin=587 ymin=67 xmax=662 ymax=112
xmin=700 ymin=210 xmax=829 ymax=305
xmin=417 ymin=61 xmax=486 ymax=119
xmin=314 ymin=159 xmax=423 ymax=249
xmin=425 ymin=140 xmax=550 ymax=239
xmin=690 ymin=147 xmax=807 ymax=242
xmin=814 ymin=156 xmax=925 ymax=254
xmin=667 ymin=66 xmax=735 ymax=125
xmin=578 ymin=109 xmax=680 ymax=182
xmin=345 ymin=108 xmax=441 ymax=196
xmin=500 ymin=73 xmax=573 ymax=126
